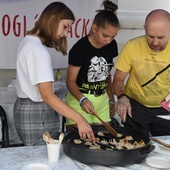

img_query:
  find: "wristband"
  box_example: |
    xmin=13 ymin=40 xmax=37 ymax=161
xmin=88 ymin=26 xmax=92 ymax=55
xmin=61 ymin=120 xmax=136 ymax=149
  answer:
xmin=117 ymin=94 xmax=128 ymax=100
xmin=79 ymin=97 xmax=87 ymax=105
xmin=109 ymin=100 xmax=116 ymax=104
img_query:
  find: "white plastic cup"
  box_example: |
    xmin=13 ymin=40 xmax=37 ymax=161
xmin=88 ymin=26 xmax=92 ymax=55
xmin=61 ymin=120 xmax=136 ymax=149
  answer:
xmin=47 ymin=140 xmax=61 ymax=162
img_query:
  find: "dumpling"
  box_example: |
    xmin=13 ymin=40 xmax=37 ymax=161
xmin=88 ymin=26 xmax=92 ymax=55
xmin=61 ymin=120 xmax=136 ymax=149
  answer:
xmin=97 ymin=131 xmax=105 ymax=136
xmin=89 ymin=144 xmax=101 ymax=150
xmin=84 ymin=141 xmax=93 ymax=146
xmin=74 ymin=139 xmax=82 ymax=144
xmin=124 ymin=135 xmax=133 ymax=140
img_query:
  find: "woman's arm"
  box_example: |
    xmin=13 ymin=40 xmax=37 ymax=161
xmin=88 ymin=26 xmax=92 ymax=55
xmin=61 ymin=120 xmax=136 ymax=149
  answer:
xmin=106 ymin=74 xmax=115 ymax=117
xmin=66 ymin=64 xmax=96 ymax=114
xmin=66 ymin=64 xmax=83 ymax=101
xmin=38 ymin=81 xmax=95 ymax=141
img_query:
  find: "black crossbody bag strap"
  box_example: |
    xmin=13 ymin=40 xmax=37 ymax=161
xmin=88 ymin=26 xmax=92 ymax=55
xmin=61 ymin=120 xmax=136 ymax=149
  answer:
xmin=141 ymin=63 xmax=170 ymax=87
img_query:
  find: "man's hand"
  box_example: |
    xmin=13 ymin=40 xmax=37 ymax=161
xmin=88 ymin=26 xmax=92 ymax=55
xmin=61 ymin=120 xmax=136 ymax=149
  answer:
xmin=116 ymin=96 xmax=131 ymax=122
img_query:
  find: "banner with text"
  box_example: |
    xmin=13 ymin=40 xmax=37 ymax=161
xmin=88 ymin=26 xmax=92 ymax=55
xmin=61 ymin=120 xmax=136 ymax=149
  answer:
xmin=0 ymin=0 xmax=103 ymax=68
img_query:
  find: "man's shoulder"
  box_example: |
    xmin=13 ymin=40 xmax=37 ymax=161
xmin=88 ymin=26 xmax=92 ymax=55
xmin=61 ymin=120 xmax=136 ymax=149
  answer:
xmin=129 ymin=35 xmax=146 ymax=42
xmin=129 ymin=35 xmax=146 ymax=43
xmin=125 ymin=35 xmax=147 ymax=48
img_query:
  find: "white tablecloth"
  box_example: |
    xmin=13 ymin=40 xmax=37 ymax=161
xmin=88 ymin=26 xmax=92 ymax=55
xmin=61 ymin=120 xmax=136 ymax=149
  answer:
xmin=0 ymin=136 xmax=170 ymax=170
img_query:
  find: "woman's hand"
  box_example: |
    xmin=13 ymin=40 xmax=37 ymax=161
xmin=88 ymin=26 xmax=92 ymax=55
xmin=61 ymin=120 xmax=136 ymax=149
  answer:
xmin=116 ymin=96 xmax=131 ymax=122
xmin=76 ymin=117 xmax=96 ymax=143
xmin=80 ymin=99 xmax=96 ymax=115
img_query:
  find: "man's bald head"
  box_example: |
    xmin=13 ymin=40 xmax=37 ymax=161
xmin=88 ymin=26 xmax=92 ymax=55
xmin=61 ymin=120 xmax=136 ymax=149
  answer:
xmin=144 ymin=9 xmax=170 ymax=51
xmin=145 ymin=9 xmax=170 ymax=26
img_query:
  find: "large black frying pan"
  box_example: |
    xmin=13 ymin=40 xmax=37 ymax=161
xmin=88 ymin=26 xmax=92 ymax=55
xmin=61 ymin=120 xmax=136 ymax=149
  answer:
xmin=63 ymin=125 xmax=155 ymax=166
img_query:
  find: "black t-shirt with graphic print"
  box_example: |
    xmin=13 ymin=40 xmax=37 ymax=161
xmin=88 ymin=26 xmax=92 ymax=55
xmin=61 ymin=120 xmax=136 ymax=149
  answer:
xmin=68 ymin=35 xmax=118 ymax=91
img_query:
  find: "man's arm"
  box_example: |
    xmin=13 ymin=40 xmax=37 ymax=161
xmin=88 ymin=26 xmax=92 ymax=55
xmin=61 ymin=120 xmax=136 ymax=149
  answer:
xmin=112 ymin=69 xmax=131 ymax=121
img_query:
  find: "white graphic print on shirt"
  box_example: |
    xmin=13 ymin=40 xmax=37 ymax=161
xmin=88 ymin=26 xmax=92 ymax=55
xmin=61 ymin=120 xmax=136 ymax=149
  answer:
xmin=87 ymin=56 xmax=110 ymax=82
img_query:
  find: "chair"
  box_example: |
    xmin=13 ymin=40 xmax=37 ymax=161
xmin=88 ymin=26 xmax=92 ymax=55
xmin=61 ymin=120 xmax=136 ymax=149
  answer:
xmin=0 ymin=105 xmax=24 ymax=148
xmin=0 ymin=105 xmax=9 ymax=148
xmin=61 ymin=116 xmax=66 ymax=133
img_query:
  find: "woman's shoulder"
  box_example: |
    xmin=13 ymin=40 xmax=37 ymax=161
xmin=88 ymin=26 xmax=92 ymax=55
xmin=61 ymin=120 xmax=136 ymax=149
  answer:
xmin=21 ymin=35 xmax=41 ymax=47
xmin=70 ymin=35 xmax=89 ymax=51
xmin=20 ymin=35 xmax=48 ymax=55
xmin=74 ymin=35 xmax=88 ymax=44
xmin=109 ymin=38 xmax=117 ymax=47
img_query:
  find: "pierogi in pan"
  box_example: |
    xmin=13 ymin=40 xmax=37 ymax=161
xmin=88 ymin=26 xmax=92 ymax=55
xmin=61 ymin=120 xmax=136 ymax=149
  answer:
xmin=73 ymin=131 xmax=146 ymax=150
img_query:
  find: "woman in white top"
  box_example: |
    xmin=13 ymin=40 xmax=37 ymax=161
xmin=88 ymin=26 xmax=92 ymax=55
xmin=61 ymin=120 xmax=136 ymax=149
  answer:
xmin=14 ymin=2 xmax=95 ymax=146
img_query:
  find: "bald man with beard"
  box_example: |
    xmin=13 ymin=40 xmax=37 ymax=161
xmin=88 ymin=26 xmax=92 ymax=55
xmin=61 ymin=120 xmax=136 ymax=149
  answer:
xmin=113 ymin=9 xmax=170 ymax=137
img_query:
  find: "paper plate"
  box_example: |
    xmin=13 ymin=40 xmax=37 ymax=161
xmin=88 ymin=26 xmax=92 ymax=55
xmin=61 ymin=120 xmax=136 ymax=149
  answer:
xmin=157 ymin=115 xmax=170 ymax=120
xmin=146 ymin=156 xmax=170 ymax=169
xmin=22 ymin=163 xmax=52 ymax=170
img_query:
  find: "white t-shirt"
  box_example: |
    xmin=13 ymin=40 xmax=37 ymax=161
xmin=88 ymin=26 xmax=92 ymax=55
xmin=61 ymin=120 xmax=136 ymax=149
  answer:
xmin=16 ymin=35 xmax=54 ymax=102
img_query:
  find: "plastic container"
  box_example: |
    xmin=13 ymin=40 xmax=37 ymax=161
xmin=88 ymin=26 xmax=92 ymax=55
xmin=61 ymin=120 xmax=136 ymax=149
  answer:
xmin=55 ymin=69 xmax=62 ymax=81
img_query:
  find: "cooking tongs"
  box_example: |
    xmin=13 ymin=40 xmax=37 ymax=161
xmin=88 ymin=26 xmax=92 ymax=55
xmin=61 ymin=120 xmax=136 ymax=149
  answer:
xmin=93 ymin=114 xmax=118 ymax=137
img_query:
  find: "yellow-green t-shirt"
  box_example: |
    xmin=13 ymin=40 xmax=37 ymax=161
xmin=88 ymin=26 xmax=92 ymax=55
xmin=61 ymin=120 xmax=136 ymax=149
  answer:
xmin=115 ymin=36 xmax=170 ymax=107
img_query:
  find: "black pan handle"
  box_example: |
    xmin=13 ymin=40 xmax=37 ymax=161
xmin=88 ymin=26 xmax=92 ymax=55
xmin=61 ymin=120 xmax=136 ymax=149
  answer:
xmin=140 ymin=144 xmax=155 ymax=155
xmin=70 ymin=127 xmax=80 ymax=135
